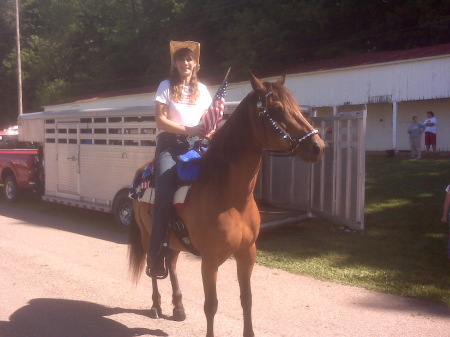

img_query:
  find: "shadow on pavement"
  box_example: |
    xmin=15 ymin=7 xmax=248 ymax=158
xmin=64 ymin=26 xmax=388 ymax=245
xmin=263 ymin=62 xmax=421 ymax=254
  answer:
xmin=0 ymin=298 xmax=168 ymax=337
xmin=0 ymin=201 xmax=127 ymax=245
xmin=354 ymin=296 xmax=450 ymax=317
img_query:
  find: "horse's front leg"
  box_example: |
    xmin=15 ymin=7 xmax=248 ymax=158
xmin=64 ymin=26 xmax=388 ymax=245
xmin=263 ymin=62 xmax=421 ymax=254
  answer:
xmin=235 ymin=243 xmax=256 ymax=337
xmin=201 ymin=257 xmax=219 ymax=337
xmin=167 ymin=249 xmax=186 ymax=321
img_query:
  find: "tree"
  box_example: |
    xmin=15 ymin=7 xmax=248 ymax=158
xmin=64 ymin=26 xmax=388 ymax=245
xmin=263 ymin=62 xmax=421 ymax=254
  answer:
xmin=0 ymin=0 xmax=448 ymax=128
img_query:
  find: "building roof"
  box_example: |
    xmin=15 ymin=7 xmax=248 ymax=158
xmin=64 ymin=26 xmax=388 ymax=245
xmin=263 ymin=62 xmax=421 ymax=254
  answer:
xmin=45 ymin=84 xmax=159 ymax=107
xmin=280 ymin=43 xmax=450 ymax=75
xmin=45 ymin=43 xmax=450 ymax=107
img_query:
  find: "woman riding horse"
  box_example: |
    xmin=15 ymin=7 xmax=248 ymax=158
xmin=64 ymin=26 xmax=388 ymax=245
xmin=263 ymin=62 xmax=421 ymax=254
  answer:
xmin=149 ymin=41 xmax=212 ymax=278
xmin=130 ymin=51 xmax=325 ymax=336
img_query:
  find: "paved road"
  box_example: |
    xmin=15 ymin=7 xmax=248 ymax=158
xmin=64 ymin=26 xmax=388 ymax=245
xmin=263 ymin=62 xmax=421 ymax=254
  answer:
xmin=0 ymin=203 xmax=449 ymax=337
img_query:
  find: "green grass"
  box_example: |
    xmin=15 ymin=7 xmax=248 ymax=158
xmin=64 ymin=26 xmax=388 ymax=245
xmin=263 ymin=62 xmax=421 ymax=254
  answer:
xmin=256 ymin=154 xmax=450 ymax=305
xmin=2 ymin=154 xmax=450 ymax=305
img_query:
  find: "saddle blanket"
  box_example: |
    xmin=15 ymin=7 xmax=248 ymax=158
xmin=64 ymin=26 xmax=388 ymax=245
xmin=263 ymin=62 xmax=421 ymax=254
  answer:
xmin=128 ymin=161 xmax=192 ymax=207
xmin=136 ymin=184 xmax=191 ymax=207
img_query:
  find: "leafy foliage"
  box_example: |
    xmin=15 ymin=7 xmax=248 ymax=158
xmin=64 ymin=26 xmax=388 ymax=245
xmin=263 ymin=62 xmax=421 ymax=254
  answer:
xmin=0 ymin=0 xmax=449 ymax=127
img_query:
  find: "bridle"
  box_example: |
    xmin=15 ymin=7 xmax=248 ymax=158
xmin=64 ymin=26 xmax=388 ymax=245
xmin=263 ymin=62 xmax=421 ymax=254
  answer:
xmin=257 ymin=91 xmax=319 ymax=156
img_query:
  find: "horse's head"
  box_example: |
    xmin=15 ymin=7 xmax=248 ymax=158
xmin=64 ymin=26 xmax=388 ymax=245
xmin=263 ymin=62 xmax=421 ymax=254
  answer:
xmin=249 ymin=73 xmax=325 ymax=163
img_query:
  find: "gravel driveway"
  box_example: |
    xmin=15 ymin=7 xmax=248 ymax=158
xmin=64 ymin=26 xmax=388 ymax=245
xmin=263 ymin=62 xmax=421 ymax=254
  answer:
xmin=0 ymin=203 xmax=448 ymax=336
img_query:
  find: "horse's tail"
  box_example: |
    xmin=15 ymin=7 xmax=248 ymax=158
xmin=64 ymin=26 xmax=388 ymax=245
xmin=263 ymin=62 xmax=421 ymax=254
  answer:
xmin=128 ymin=200 xmax=148 ymax=283
xmin=128 ymin=160 xmax=153 ymax=283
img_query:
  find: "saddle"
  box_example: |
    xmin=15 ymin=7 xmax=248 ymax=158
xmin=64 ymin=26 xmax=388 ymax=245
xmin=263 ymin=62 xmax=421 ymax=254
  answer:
xmin=128 ymin=148 xmax=203 ymax=206
xmin=128 ymin=149 xmax=203 ymax=261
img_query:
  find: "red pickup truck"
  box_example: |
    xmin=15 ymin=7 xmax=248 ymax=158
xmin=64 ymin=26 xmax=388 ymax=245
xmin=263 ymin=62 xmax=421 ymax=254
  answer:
xmin=0 ymin=129 xmax=43 ymax=202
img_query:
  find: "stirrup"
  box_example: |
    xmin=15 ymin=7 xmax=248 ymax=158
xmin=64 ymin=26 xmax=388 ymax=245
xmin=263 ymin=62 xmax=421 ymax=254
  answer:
xmin=146 ymin=250 xmax=169 ymax=279
xmin=146 ymin=264 xmax=168 ymax=279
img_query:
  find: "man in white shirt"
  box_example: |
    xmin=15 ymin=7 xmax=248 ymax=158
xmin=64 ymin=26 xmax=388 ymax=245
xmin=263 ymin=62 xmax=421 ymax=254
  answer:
xmin=424 ymin=111 xmax=438 ymax=153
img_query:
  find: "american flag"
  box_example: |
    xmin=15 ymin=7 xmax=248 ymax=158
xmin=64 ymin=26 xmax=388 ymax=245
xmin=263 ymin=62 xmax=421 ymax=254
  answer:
xmin=202 ymin=68 xmax=230 ymax=134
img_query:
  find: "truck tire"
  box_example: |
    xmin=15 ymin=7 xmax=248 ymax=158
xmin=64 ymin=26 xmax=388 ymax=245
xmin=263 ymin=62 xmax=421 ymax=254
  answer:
xmin=3 ymin=175 xmax=19 ymax=202
xmin=113 ymin=190 xmax=135 ymax=230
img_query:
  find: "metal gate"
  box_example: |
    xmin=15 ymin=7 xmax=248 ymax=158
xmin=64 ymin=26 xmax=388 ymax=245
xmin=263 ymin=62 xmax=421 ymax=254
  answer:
xmin=256 ymin=109 xmax=366 ymax=231
xmin=310 ymin=110 xmax=366 ymax=231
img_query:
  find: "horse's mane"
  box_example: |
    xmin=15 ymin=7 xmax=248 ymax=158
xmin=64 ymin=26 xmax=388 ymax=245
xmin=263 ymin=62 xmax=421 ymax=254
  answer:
xmin=199 ymin=81 xmax=300 ymax=187
xmin=198 ymin=93 xmax=253 ymax=187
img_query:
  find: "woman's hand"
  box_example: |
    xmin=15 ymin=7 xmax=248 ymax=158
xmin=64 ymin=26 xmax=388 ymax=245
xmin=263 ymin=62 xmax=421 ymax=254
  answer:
xmin=186 ymin=124 xmax=207 ymax=138
xmin=206 ymin=129 xmax=216 ymax=140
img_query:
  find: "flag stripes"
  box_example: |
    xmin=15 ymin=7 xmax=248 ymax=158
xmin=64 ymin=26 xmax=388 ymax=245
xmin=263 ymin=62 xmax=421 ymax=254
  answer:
xmin=202 ymin=70 xmax=229 ymax=134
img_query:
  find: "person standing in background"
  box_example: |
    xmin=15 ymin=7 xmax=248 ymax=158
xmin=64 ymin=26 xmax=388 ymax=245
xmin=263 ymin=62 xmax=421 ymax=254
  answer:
xmin=424 ymin=111 xmax=438 ymax=154
xmin=407 ymin=116 xmax=425 ymax=159
xmin=441 ymin=185 xmax=450 ymax=258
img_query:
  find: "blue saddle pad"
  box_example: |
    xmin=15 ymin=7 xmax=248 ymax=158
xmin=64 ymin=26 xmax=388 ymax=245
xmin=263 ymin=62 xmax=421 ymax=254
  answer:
xmin=177 ymin=149 xmax=202 ymax=182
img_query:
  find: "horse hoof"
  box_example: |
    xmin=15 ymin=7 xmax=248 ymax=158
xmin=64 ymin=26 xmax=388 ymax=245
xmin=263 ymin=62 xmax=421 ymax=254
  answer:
xmin=149 ymin=307 xmax=161 ymax=319
xmin=172 ymin=309 xmax=186 ymax=321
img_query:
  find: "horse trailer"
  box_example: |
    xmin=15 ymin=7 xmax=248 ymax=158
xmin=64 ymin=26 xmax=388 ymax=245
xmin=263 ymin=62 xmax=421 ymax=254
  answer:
xmin=18 ymin=104 xmax=366 ymax=231
xmin=18 ymin=106 xmax=157 ymax=228
xmin=18 ymin=104 xmax=237 ymax=229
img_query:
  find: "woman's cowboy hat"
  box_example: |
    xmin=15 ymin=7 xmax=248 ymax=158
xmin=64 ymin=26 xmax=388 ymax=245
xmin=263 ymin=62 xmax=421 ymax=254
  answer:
xmin=170 ymin=40 xmax=201 ymax=69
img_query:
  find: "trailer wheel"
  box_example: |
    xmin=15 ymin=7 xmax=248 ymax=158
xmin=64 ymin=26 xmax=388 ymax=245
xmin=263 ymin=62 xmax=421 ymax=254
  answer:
xmin=113 ymin=191 xmax=135 ymax=230
xmin=3 ymin=175 xmax=19 ymax=202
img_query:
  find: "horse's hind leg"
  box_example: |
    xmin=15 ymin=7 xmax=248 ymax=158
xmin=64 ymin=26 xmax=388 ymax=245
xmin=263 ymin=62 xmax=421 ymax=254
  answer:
xmin=167 ymin=249 xmax=186 ymax=321
xmin=235 ymin=243 xmax=256 ymax=337
xmin=201 ymin=257 xmax=219 ymax=337
xmin=149 ymin=278 xmax=162 ymax=318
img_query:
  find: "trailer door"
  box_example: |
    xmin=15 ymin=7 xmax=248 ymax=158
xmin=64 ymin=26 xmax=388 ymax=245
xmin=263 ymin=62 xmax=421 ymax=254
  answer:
xmin=56 ymin=122 xmax=80 ymax=195
xmin=310 ymin=110 xmax=366 ymax=231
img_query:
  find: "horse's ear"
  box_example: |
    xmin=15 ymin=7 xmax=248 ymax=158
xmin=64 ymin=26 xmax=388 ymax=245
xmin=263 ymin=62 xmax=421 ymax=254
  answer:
xmin=249 ymin=71 xmax=265 ymax=93
xmin=276 ymin=75 xmax=286 ymax=86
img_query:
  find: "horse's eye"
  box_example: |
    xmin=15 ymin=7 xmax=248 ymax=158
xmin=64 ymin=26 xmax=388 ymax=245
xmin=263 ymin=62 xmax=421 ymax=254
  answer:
xmin=272 ymin=105 xmax=283 ymax=115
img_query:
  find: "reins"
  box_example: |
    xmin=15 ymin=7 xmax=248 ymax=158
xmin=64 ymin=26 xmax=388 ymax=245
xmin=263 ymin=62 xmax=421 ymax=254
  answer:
xmin=257 ymin=91 xmax=318 ymax=157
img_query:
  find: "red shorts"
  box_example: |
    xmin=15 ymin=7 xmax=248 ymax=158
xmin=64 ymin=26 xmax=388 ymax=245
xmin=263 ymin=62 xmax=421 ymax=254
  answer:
xmin=425 ymin=132 xmax=436 ymax=146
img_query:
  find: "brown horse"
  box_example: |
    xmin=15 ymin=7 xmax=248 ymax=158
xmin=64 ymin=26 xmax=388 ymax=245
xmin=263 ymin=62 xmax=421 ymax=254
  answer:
xmin=129 ymin=73 xmax=325 ymax=337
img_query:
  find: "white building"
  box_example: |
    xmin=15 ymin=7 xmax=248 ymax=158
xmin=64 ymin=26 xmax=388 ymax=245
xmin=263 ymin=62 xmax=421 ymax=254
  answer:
xmin=44 ymin=43 xmax=450 ymax=152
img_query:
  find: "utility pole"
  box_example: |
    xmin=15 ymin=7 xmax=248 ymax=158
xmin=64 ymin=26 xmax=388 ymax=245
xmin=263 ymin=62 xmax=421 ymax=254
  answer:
xmin=15 ymin=0 xmax=23 ymax=116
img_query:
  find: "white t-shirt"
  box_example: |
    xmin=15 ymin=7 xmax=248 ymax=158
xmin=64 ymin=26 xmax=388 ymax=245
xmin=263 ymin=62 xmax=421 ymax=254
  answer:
xmin=424 ymin=116 xmax=437 ymax=134
xmin=154 ymin=80 xmax=212 ymax=128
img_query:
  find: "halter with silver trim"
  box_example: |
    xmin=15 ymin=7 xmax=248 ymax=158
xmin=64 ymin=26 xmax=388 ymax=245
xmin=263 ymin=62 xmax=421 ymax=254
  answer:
xmin=257 ymin=92 xmax=319 ymax=156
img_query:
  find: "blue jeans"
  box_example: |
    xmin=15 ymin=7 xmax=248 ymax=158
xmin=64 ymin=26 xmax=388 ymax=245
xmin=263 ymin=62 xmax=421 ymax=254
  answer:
xmin=149 ymin=134 xmax=200 ymax=258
